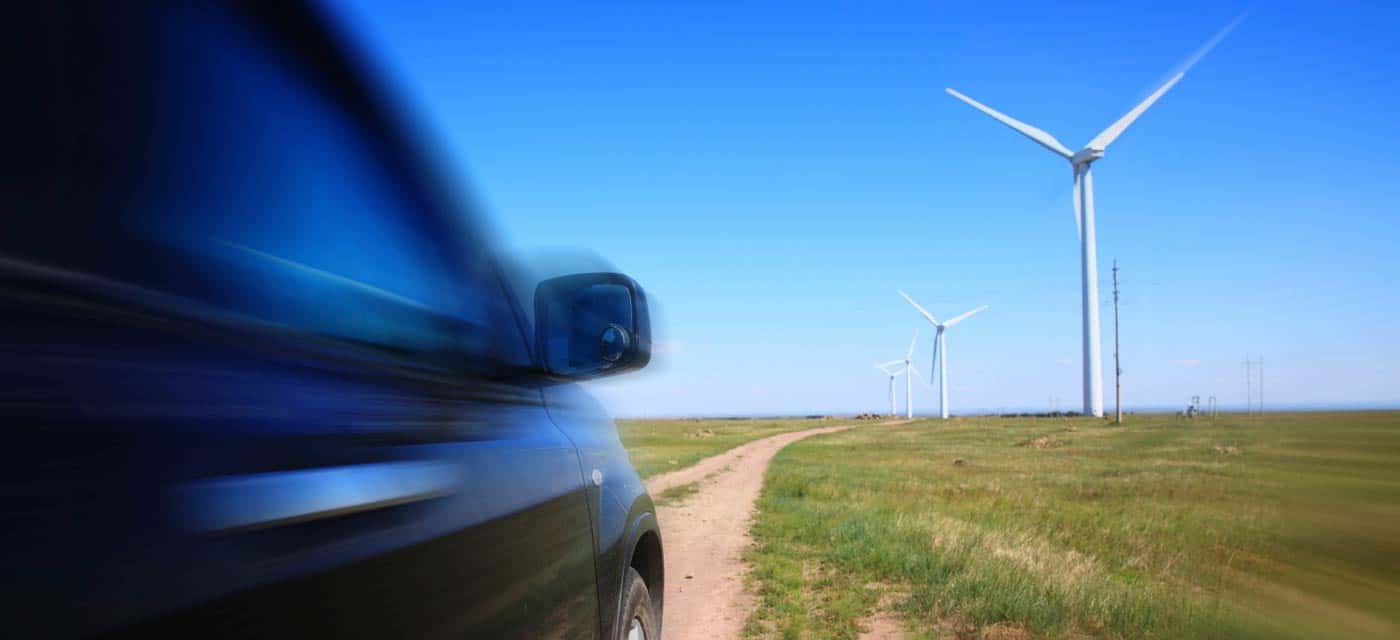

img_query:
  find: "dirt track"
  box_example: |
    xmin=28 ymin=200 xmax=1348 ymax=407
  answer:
xmin=646 ymin=424 xmax=857 ymax=640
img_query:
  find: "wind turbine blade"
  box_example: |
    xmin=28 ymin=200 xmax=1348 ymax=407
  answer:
xmin=1176 ymin=13 xmax=1249 ymax=81
xmin=1084 ymin=73 xmax=1184 ymax=151
xmin=908 ymin=365 xmax=927 ymax=384
xmin=907 ymin=328 xmax=920 ymax=359
xmin=898 ymin=290 xmax=940 ymax=326
xmin=946 ymin=88 xmax=1074 ymax=159
xmin=943 ymin=305 xmax=989 ymax=328
xmin=929 ymin=332 xmax=939 ymax=387
xmin=878 ymin=359 xmax=904 ymax=369
xmin=1084 ymin=14 xmax=1245 ymax=153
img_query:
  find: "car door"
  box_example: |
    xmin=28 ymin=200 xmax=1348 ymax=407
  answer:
xmin=0 ymin=3 xmax=598 ymax=638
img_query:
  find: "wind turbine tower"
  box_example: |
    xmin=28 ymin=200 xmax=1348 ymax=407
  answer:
xmin=903 ymin=330 xmax=918 ymax=419
xmin=944 ymin=16 xmax=1244 ymax=417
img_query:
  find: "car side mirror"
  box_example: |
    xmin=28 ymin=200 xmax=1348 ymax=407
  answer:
xmin=534 ymin=272 xmax=651 ymax=379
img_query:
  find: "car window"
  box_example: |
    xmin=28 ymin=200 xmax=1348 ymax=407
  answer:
xmin=2 ymin=5 xmax=527 ymax=370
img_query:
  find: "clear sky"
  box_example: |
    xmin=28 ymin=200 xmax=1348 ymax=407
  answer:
xmin=335 ymin=1 xmax=1400 ymax=416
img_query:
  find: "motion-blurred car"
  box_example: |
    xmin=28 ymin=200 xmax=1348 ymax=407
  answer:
xmin=1 ymin=3 xmax=662 ymax=638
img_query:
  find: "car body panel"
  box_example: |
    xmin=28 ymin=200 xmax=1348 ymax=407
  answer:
xmin=542 ymin=383 xmax=661 ymax=640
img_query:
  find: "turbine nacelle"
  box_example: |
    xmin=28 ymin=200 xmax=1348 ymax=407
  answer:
xmin=1071 ymin=148 xmax=1105 ymax=166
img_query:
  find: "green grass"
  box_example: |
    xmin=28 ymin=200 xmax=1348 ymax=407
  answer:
xmin=744 ymin=412 xmax=1400 ymax=639
xmin=655 ymin=481 xmax=702 ymax=507
xmin=618 ymin=417 xmax=851 ymax=478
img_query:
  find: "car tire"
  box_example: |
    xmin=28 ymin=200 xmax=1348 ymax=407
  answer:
xmin=618 ymin=566 xmax=658 ymax=640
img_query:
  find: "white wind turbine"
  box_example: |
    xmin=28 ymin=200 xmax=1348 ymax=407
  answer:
xmin=890 ymin=329 xmax=920 ymax=419
xmin=874 ymin=361 xmax=904 ymax=417
xmin=899 ymin=291 xmax=987 ymax=419
xmin=944 ymin=16 xmax=1244 ymax=417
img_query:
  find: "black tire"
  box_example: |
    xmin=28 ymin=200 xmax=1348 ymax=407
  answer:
xmin=618 ymin=566 xmax=659 ymax=640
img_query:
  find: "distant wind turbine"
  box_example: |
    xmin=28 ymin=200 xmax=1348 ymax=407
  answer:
xmin=899 ymin=291 xmax=988 ymax=419
xmin=901 ymin=329 xmax=919 ymax=418
xmin=943 ymin=15 xmax=1245 ymax=417
xmin=874 ymin=361 xmax=904 ymax=417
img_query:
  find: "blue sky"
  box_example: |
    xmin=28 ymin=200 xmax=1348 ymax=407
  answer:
xmin=336 ymin=1 xmax=1400 ymax=416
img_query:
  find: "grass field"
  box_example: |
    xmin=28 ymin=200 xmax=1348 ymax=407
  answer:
xmin=742 ymin=412 xmax=1400 ymax=639
xmin=618 ymin=416 xmax=850 ymax=478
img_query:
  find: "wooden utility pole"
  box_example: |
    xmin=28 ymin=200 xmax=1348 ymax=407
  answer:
xmin=1112 ymin=260 xmax=1122 ymax=424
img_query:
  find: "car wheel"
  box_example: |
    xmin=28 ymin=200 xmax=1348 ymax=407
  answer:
xmin=618 ymin=566 xmax=658 ymax=640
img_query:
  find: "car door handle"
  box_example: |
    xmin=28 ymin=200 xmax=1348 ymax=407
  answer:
xmin=173 ymin=461 xmax=458 ymax=534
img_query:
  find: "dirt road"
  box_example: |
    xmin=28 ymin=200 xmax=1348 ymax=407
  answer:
xmin=646 ymin=424 xmax=857 ymax=640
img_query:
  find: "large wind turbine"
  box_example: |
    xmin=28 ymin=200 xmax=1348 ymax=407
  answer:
xmin=874 ymin=361 xmax=904 ymax=417
xmin=944 ymin=17 xmax=1243 ymax=417
xmin=899 ymin=291 xmax=987 ymax=419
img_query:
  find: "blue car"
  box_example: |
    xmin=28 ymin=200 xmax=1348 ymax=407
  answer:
xmin=0 ymin=3 xmax=662 ymax=638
